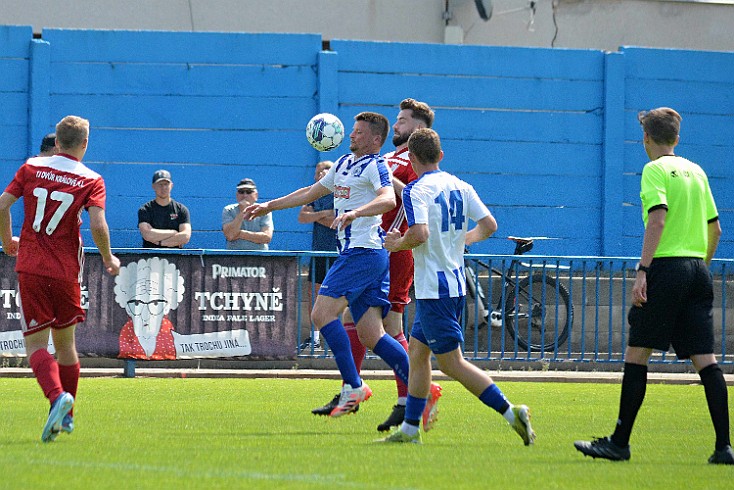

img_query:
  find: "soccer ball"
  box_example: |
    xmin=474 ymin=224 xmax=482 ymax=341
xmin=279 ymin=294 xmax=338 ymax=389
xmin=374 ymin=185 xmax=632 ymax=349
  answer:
xmin=306 ymin=113 xmax=344 ymax=152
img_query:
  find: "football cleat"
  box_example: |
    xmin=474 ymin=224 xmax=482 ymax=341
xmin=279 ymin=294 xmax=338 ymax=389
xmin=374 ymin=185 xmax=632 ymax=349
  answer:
xmin=377 ymin=404 xmax=405 ymax=432
xmin=574 ymin=436 xmax=631 ymax=461
xmin=312 ymin=393 xmax=360 ymax=416
xmin=61 ymin=414 xmax=74 ymax=434
xmin=708 ymin=445 xmax=734 ymax=465
xmin=42 ymin=392 xmax=74 ymax=443
xmin=298 ymin=336 xmax=321 ymax=353
xmin=376 ymin=428 xmax=422 ymax=444
xmin=49 ymin=413 xmax=75 ymax=440
xmin=511 ymin=405 xmax=536 ymax=446
xmin=422 ymin=383 xmax=442 ymax=432
xmin=329 ymin=383 xmax=372 ymax=417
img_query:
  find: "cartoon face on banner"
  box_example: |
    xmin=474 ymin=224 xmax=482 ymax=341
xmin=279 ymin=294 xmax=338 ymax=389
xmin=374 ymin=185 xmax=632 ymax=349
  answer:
xmin=114 ymin=257 xmax=184 ymax=358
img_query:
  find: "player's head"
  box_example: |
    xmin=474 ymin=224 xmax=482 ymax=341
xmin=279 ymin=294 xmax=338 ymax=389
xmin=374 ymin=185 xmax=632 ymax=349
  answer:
xmin=351 ymin=112 xmax=389 ymax=156
xmin=39 ymin=133 xmax=57 ymax=156
xmin=314 ymin=160 xmax=333 ymax=181
xmin=408 ymin=128 xmax=443 ymax=167
xmin=393 ymin=98 xmax=435 ymax=147
xmin=638 ymin=107 xmax=681 ymax=146
xmin=55 ymin=116 xmax=89 ymax=152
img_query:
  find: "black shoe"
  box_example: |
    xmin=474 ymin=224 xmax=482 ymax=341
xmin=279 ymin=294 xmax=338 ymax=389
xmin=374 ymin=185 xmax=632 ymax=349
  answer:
xmin=377 ymin=404 xmax=406 ymax=432
xmin=709 ymin=445 xmax=734 ymax=465
xmin=312 ymin=393 xmax=358 ymax=416
xmin=574 ymin=436 xmax=631 ymax=461
xmin=298 ymin=337 xmax=321 ymax=352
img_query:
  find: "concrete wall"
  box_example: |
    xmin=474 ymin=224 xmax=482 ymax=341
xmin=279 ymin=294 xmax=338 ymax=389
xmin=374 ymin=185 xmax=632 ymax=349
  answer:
xmin=2 ymin=27 xmax=733 ymax=257
xmin=1 ymin=0 xmax=734 ymax=52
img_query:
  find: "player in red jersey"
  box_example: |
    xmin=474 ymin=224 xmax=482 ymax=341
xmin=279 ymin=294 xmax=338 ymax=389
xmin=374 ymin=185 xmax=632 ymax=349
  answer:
xmin=0 ymin=115 xmax=120 ymax=442
xmin=312 ymin=99 xmax=439 ymax=432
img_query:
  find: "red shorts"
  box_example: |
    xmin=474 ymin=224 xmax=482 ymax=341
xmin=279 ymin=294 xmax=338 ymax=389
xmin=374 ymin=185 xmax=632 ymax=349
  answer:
xmin=388 ymin=249 xmax=414 ymax=313
xmin=18 ymin=273 xmax=85 ymax=336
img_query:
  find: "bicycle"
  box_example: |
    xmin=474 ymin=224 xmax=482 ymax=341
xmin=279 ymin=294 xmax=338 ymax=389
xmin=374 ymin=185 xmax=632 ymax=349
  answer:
xmin=464 ymin=237 xmax=573 ymax=352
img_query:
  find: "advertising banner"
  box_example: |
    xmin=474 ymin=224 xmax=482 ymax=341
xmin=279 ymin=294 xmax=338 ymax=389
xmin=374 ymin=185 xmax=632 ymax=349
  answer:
xmin=0 ymin=253 xmax=298 ymax=360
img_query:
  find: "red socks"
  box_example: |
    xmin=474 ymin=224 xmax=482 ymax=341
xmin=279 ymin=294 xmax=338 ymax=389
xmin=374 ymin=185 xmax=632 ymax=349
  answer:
xmin=344 ymin=322 xmax=366 ymax=373
xmin=59 ymin=362 xmax=80 ymax=416
xmin=393 ymin=332 xmax=409 ymax=398
xmin=343 ymin=323 xmax=409 ymax=400
xmin=29 ymin=349 xmax=63 ymax=404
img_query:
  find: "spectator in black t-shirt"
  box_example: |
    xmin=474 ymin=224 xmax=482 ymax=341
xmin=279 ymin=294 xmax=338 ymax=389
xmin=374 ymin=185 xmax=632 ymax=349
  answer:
xmin=138 ymin=169 xmax=191 ymax=248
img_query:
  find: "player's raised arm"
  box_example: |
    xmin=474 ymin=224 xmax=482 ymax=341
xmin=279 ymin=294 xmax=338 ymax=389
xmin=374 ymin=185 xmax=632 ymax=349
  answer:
xmin=244 ymin=182 xmax=331 ymax=220
xmin=332 ymin=185 xmax=395 ymax=231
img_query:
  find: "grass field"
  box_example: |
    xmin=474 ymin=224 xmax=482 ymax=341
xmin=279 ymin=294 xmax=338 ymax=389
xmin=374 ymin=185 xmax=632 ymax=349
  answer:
xmin=0 ymin=377 xmax=731 ymax=489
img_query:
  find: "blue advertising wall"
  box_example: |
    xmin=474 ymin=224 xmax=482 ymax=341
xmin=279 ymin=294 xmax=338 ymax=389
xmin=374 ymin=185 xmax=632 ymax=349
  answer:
xmin=1 ymin=25 xmax=732 ymax=258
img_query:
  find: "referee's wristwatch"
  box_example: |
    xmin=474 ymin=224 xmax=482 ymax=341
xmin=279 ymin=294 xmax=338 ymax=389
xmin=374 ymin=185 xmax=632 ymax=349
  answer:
xmin=635 ymin=262 xmax=650 ymax=274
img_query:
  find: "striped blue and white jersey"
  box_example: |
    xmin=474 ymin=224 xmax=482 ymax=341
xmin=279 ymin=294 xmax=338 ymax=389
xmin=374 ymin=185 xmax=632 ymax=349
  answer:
xmin=319 ymin=153 xmax=393 ymax=251
xmin=403 ymin=170 xmax=490 ymax=299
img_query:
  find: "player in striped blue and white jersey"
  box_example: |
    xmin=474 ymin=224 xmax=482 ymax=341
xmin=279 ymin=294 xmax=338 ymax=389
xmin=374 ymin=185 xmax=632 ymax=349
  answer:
xmin=380 ymin=128 xmax=536 ymax=445
xmin=320 ymin=150 xmax=390 ymax=251
xmin=245 ymin=112 xmax=411 ymax=417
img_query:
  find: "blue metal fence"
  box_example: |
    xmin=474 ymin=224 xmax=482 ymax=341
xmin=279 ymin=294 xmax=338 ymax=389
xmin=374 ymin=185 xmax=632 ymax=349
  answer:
xmin=296 ymin=252 xmax=733 ymax=366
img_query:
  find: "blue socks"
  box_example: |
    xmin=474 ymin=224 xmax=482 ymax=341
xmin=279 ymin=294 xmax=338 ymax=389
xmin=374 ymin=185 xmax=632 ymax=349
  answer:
xmin=318 ymin=326 xmax=410 ymax=392
xmin=479 ymin=383 xmax=511 ymax=414
xmin=320 ymin=319 xmax=361 ymax=388
xmin=373 ymin=334 xmax=410 ymax=385
xmin=405 ymin=394 xmax=427 ymax=427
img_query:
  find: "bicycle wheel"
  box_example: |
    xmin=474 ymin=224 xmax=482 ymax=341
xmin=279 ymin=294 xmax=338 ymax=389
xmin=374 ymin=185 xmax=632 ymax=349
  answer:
xmin=503 ymin=273 xmax=572 ymax=352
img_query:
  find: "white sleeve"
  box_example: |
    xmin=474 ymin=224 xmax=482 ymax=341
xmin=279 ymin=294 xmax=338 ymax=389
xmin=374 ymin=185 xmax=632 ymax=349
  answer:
xmin=465 ymin=185 xmax=490 ymax=223
xmin=404 ymin=182 xmax=430 ymax=226
xmin=319 ymin=163 xmax=336 ymax=192
xmin=368 ymin=157 xmax=393 ymax=191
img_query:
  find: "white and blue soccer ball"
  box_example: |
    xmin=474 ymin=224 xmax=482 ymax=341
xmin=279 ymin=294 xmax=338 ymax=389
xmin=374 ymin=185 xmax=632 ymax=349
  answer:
xmin=306 ymin=113 xmax=344 ymax=152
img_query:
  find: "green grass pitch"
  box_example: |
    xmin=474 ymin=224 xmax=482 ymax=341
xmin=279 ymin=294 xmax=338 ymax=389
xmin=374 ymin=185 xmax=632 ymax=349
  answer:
xmin=0 ymin=377 xmax=731 ymax=489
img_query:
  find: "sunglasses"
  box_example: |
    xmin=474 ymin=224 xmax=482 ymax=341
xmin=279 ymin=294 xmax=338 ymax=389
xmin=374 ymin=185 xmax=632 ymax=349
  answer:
xmin=238 ymin=189 xmax=256 ymax=194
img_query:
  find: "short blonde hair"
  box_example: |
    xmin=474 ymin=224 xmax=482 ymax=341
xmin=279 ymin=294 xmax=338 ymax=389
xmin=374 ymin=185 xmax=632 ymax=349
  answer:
xmin=55 ymin=115 xmax=89 ymax=150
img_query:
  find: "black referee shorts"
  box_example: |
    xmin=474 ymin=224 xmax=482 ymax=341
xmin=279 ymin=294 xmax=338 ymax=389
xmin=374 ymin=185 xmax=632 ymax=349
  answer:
xmin=627 ymin=257 xmax=714 ymax=359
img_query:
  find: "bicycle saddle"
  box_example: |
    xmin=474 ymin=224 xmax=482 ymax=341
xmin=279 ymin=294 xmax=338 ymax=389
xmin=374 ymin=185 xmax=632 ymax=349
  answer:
xmin=507 ymin=236 xmax=534 ymax=254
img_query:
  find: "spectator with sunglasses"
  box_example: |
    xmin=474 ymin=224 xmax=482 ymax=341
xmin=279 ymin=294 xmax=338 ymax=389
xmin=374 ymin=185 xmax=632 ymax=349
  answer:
xmin=222 ymin=178 xmax=273 ymax=250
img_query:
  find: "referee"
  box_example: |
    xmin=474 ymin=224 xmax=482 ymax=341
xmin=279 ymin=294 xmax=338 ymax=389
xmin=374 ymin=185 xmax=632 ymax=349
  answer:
xmin=575 ymin=107 xmax=732 ymax=464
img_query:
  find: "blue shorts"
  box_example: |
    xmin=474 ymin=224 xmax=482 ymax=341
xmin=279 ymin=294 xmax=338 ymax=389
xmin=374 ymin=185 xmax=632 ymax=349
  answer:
xmin=319 ymin=247 xmax=391 ymax=324
xmin=410 ymin=296 xmax=466 ymax=355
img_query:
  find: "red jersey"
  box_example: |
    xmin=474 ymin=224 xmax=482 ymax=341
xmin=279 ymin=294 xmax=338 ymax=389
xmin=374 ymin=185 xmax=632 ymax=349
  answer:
xmin=5 ymin=154 xmax=106 ymax=283
xmin=381 ymin=147 xmax=417 ymax=233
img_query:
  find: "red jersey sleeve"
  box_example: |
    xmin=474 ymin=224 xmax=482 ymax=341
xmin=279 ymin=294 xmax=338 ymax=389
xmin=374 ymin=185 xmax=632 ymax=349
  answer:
xmin=85 ymin=177 xmax=107 ymax=210
xmin=4 ymin=162 xmax=29 ymax=198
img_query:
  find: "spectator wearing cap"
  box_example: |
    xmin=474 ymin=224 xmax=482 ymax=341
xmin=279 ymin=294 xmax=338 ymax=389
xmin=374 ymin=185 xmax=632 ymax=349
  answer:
xmin=138 ymin=169 xmax=192 ymax=248
xmin=39 ymin=133 xmax=58 ymax=156
xmin=222 ymin=178 xmax=273 ymax=250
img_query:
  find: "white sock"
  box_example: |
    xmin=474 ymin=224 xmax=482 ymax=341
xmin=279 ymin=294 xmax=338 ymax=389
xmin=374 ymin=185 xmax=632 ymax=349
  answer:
xmin=400 ymin=421 xmax=419 ymax=436
xmin=502 ymin=405 xmax=516 ymax=425
xmin=313 ymin=331 xmax=320 ymax=343
xmin=397 ymin=397 xmax=407 ymax=406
